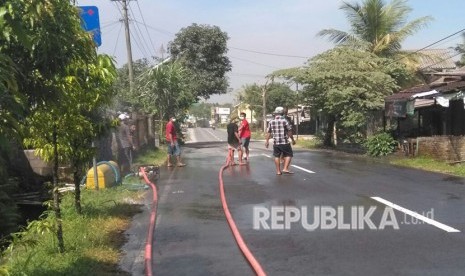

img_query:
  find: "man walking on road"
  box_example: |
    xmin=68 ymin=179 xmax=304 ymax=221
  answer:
xmin=165 ymin=116 xmax=186 ymax=167
xmin=238 ymin=112 xmax=251 ymax=161
xmin=265 ymin=107 xmax=296 ymax=175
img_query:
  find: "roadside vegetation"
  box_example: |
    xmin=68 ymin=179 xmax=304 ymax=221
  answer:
xmin=390 ymin=156 xmax=465 ymax=177
xmin=0 ymin=187 xmax=141 ymax=276
xmin=1 ymin=0 xmax=231 ymax=259
xmin=296 ymin=139 xmax=465 ymax=177
xmin=0 ymin=148 xmax=166 ymax=275
xmin=294 ymin=138 xmax=321 ymax=149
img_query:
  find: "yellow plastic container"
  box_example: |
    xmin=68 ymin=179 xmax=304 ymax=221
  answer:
xmin=86 ymin=161 xmax=119 ymax=189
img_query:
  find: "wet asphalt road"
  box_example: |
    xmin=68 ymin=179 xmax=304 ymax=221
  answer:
xmin=129 ymin=127 xmax=465 ymax=275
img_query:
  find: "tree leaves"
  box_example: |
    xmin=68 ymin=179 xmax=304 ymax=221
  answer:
xmin=169 ymin=23 xmax=232 ymax=99
xmin=317 ymin=0 xmax=432 ymax=58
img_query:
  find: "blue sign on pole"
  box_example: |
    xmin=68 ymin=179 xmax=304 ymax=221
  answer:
xmin=78 ymin=6 xmax=101 ymax=47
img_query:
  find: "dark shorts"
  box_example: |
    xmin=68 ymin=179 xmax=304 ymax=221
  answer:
xmin=167 ymin=141 xmax=181 ymax=156
xmin=241 ymin=137 xmax=250 ymax=148
xmin=273 ymin=143 xmax=293 ymax=158
xmin=228 ymin=143 xmax=241 ymax=150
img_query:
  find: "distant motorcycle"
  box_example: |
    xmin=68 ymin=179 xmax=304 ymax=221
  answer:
xmin=211 ymin=125 xmax=216 ymax=130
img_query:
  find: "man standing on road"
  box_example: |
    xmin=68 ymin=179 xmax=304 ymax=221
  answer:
xmin=166 ymin=116 xmax=186 ymax=167
xmin=227 ymin=118 xmax=245 ymax=166
xmin=238 ymin=112 xmax=251 ymax=161
xmin=117 ymin=113 xmax=135 ymax=175
xmin=265 ymin=107 xmax=296 ymax=175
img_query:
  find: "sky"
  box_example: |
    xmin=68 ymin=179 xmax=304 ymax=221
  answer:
xmin=75 ymin=0 xmax=465 ymax=104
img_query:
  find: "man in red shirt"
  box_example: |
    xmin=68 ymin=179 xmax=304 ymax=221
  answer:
xmin=165 ymin=116 xmax=186 ymax=167
xmin=238 ymin=112 xmax=251 ymax=161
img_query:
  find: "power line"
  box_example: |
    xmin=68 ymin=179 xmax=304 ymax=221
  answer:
xmin=129 ymin=5 xmax=151 ymax=57
xmin=128 ymin=20 xmax=312 ymax=60
xmin=136 ymin=0 xmax=157 ymax=54
xmin=110 ymin=0 xmax=124 ymax=18
xmin=104 ymin=22 xmax=122 ymax=37
xmin=101 ymin=21 xmax=120 ymax=30
xmin=419 ymin=52 xmax=461 ymax=71
xmin=229 ymin=46 xmax=310 ymax=59
xmin=130 ymin=21 xmax=150 ymax=59
xmin=113 ymin=23 xmax=123 ymax=57
xmin=132 ymin=20 xmax=175 ymax=37
xmin=229 ymin=56 xmax=280 ymax=69
xmin=229 ymin=72 xmax=268 ymax=78
xmin=392 ymin=28 xmax=465 ymax=64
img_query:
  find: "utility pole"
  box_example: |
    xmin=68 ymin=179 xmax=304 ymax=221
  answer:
xmin=113 ymin=0 xmax=135 ymax=94
xmin=262 ymin=82 xmax=267 ymax=133
xmin=296 ymin=82 xmax=299 ymax=140
xmin=262 ymin=77 xmax=273 ymax=133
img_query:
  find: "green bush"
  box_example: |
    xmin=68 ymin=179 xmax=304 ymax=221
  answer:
xmin=364 ymin=132 xmax=397 ymax=157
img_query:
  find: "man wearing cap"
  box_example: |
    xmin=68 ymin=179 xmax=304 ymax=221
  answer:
xmin=165 ymin=116 xmax=186 ymax=167
xmin=117 ymin=113 xmax=135 ymax=174
xmin=265 ymin=107 xmax=296 ymax=175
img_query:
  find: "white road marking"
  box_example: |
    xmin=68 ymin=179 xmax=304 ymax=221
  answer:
xmin=371 ymin=196 xmax=461 ymax=233
xmin=206 ymin=129 xmax=223 ymax=141
xmin=260 ymin=154 xmax=316 ymax=174
xmin=291 ymin=164 xmax=315 ymax=174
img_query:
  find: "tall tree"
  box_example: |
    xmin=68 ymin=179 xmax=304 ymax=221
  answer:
xmin=189 ymin=102 xmax=214 ymax=120
xmin=168 ymin=23 xmax=232 ymax=99
xmin=113 ymin=58 xmax=151 ymax=112
xmin=274 ymin=47 xmax=410 ymax=145
xmin=0 ymin=2 xmax=28 ymax=242
xmin=138 ymin=61 xmax=195 ymax=133
xmin=1 ymin=0 xmax=111 ymax=253
xmin=317 ymin=0 xmax=432 ymax=57
xmin=238 ymin=82 xmax=296 ymax=116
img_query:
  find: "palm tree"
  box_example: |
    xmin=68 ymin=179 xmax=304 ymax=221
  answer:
xmin=317 ymin=0 xmax=433 ymax=57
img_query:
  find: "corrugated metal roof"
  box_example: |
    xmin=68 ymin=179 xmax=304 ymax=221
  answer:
xmin=434 ymin=66 xmax=465 ymax=76
xmin=385 ymin=81 xmax=465 ymax=101
xmin=416 ymin=48 xmax=457 ymax=71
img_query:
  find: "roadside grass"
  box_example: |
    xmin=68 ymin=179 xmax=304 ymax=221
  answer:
xmin=389 ymin=155 xmax=465 ymax=177
xmin=1 ymin=148 xmax=166 ymax=275
xmin=294 ymin=138 xmax=321 ymax=149
xmin=133 ymin=147 xmax=166 ymax=166
xmin=1 ymin=187 xmax=142 ymax=275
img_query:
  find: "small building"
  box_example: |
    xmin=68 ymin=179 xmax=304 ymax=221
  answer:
xmin=232 ymin=103 xmax=258 ymax=124
xmin=384 ymin=67 xmax=465 ymax=161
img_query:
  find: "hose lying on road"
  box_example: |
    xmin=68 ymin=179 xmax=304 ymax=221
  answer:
xmin=219 ymin=151 xmax=266 ymax=276
xmin=139 ymin=167 xmax=158 ymax=276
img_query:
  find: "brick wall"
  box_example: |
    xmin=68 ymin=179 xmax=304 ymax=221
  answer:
xmin=418 ymin=136 xmax=465 ymax=161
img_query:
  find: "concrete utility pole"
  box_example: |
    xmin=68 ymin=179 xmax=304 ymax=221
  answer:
xmin=113 ymin=0 xmax=135 ymax=94
xmin=262 ymin=77 xmax=273 ymax=133
xmin=296 ymin=82 xmax=299 ymax=140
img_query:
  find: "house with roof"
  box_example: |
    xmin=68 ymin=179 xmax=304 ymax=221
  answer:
xmin=384 ymin=64 xmax=465 ymax=161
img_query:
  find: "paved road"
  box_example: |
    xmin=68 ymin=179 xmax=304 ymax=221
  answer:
xmin=133 ymin=127 xmax=465 ymax=275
